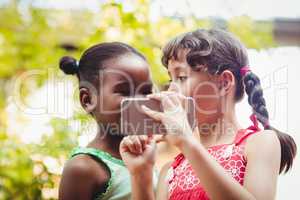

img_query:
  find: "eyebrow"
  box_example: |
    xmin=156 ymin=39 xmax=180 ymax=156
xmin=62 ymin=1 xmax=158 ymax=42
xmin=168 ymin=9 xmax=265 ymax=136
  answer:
xmin=143 ymin=82 xmax=153 ymax=88
xmin=113 ymin=80 xmax=130 ymax=87
xmin=168 ymin=65 xmax=186 ymax=76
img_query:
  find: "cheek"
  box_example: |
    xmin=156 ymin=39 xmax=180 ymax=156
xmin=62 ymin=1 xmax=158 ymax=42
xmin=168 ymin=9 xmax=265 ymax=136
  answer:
xmin=175 ymin=79 xmax=195 ymax=97
xmin=95 ymin=91 xmax=123 ymax=123
xmin=191 ymin=80 xmax=221 ymax=116
xmin=99 ymin=87 xmax=123 ymax=108
xmin=181 ymin=77 xmax=216 ymax=97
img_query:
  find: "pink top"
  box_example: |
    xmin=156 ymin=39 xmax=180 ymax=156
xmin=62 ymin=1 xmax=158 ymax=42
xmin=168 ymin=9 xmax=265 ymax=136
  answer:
xmin=167 ymin=127 xmax=260 ymax=200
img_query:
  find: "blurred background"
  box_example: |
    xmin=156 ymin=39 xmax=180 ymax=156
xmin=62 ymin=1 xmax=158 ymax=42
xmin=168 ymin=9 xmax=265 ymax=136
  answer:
xmin=0 ymin=0 xmax=299 ymax=199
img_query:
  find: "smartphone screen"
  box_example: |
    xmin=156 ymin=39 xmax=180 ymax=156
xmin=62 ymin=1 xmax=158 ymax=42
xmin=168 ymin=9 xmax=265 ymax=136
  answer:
xmin=120 ymin=97 xmax=196 ymax=135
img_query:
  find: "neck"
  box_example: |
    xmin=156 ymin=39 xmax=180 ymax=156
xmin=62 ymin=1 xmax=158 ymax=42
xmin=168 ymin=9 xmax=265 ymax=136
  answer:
xmin=88 ymin=124 xmax=123 ymax=159
xmin=198 ymin=107 xmax=242 ymax=148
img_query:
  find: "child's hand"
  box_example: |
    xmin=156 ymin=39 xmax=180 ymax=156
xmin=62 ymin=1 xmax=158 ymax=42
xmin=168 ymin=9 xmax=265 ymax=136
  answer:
xmin=120 ymin=135 xmax=156 ymax=176
xmin=141 ymin=91 xmax=194 ymax=148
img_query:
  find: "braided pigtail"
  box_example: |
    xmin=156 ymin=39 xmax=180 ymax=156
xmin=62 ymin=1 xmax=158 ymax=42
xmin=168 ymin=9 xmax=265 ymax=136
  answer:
xmin=243 ymin=69 xmax=297 ymax=173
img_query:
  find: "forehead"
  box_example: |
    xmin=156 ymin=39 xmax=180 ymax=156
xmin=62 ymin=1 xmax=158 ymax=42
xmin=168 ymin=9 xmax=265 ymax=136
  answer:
xmin=101 ymin=54 xmax=151 ymax=83
xmin=168 ymin=48 xmax=190 ymax=72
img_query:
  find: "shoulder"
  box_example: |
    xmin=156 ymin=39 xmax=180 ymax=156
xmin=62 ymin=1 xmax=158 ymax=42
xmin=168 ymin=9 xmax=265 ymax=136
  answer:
xmin=244 ymin=130 xmax=281 ymax=163
xmin=245 ymin=130 xmax=280 ymax=151
xmin=59 ymin=154 xmax=110 ymax=199
xmin=61 ymin=154 xmax=110 ymax=190
xmin=242 ymin=131 xmax=281 ymax=199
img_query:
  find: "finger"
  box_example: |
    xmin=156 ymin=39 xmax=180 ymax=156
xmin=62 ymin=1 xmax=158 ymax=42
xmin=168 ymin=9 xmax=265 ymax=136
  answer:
xmin=146 ymin=133 xmax=154 ymax=144
xmin=154 ymin=91 xmax=180 ymax=108
xmin=166 ymin=92 xmax=185 ymax=106
xmin=139 ymin=135 xmax=149 ymax=149
xmin=172 ymin=95 xmax=186 ymax=112
xmin=161 ymin=90 xmax=185 ymax=97
xmin=146 ymin=93 xmax=163 ymax=102
xmin=129 ymin=136 xmax=143 ymax=154
xmin=170 ymin=93 xmax=189 ymax=111
xmin=161 ymin=96 xmax=176 ymax=111
xmin=147 ymin=92 xmax=178 ymax=106
xmin=144 ymin=139 xmax=157 ymax=155
xmin=148 ymin=137 xmax=157 ymax=147
xmin=148 ymin=133 xmax=153 ymax=140
xmin=120 ymin=138 xmax=129 ymax=153
xmin=123 ymin=137 xmax=138 ymax=154
xmin=147 ymin=92 xmax=173 ymax=101
xmin=141 ymin=105 xmax=163 ymax=122
xmin=148 ymin=92 xmax=178 ymax=112
xmin=168 ymin=82 xmax=181 ymax=93
xmin=161 ymin=91 xmax=176 ymax=95
xmin=153 ymin=135 xmax=166 ymax=143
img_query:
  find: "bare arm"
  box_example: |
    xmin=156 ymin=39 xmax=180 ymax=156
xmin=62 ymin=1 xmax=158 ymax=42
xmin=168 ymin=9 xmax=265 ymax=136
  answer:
xmin=120 ymin=135 xmax=157 ymax=200
xmin=156 ymin=162 xmax=171 ymax=200
xmin=243 ymin=130 xmax=281 ymax=199
xmin=129 ymin=161 xmax=171 ymax=200
xmin=59 ymin=156 xmax=109 ymax=200
xmin=131 ymin=172 xmax=155 ymax=200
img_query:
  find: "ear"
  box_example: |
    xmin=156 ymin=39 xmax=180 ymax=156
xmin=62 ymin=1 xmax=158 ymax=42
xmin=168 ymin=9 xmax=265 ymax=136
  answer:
xmin=79 ymin=87 xmax=97 ymax=113
xmin=218 ymin=70 xmax=235 ymax=96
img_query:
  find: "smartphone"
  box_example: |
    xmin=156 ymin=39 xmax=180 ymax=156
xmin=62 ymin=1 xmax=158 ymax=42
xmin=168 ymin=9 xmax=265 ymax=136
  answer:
xmin=120 ymin=96 xmax=196 ymax=135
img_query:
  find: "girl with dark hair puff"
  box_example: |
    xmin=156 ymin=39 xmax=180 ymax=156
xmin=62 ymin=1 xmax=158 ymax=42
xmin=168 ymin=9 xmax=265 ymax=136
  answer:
xmin=58 ymin=42 xmax=157 ymax=200
xmin=119 ymin=29 xmax=297 ymax=200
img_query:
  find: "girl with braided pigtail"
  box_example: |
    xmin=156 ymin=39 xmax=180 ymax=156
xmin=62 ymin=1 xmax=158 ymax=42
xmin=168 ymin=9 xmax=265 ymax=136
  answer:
xmin=119 ymin=29 xmax=297 ymax=200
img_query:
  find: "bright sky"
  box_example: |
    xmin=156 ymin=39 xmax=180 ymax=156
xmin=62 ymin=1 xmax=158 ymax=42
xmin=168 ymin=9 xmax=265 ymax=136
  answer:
xmin=1 ymin=0 xmax=300 ymax=19
xmin=151 ymin=0 xmax=300 ymax=19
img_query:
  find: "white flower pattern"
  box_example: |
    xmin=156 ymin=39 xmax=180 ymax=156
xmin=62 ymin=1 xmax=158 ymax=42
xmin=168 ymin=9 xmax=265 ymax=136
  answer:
xmin=168 ymin=143 xmax=247 ymax=196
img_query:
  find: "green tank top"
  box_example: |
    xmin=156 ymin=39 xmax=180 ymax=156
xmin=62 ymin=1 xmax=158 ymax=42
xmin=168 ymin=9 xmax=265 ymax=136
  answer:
xmin=70 ymin=147 xmax=158 ymax=200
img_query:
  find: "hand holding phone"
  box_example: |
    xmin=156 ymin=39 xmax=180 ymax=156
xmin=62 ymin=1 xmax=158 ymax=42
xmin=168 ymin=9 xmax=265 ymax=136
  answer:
xmin=120 ymin=96 xmax=196 ymax=135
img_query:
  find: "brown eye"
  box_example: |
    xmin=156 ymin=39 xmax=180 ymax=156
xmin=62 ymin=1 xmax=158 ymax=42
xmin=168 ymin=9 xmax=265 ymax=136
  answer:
xmin=177 ymin=76 xmax=187 ymax=82
xmin=142 ymin=86 xmax=152 ymax=95
xmin=137 ymin=83 xmax=153 ymax=95
xmin=119 ymin=88 xmax=130 ymax=96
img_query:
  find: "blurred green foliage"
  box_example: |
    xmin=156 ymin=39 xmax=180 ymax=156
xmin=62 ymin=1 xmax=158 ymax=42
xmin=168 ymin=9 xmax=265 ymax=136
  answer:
xmin=0 ymin=0 xmax=275 ymax=199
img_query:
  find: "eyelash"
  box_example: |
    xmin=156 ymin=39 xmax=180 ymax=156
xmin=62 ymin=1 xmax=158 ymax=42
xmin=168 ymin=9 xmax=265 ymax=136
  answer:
xmin=169 ymin=76 xmax=187 ymax=82
xmin=119 ymin=90 xmax=130 ymax=96
xmin=114 ymin=87 xmax=130 ymax=96
xmin=142 ymin=89 xmax=152 ymax=95
xmin=178 ymin=76 xmax=187 ymax=81
xmin=116 ymin=87 xmax=152 ymax=96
